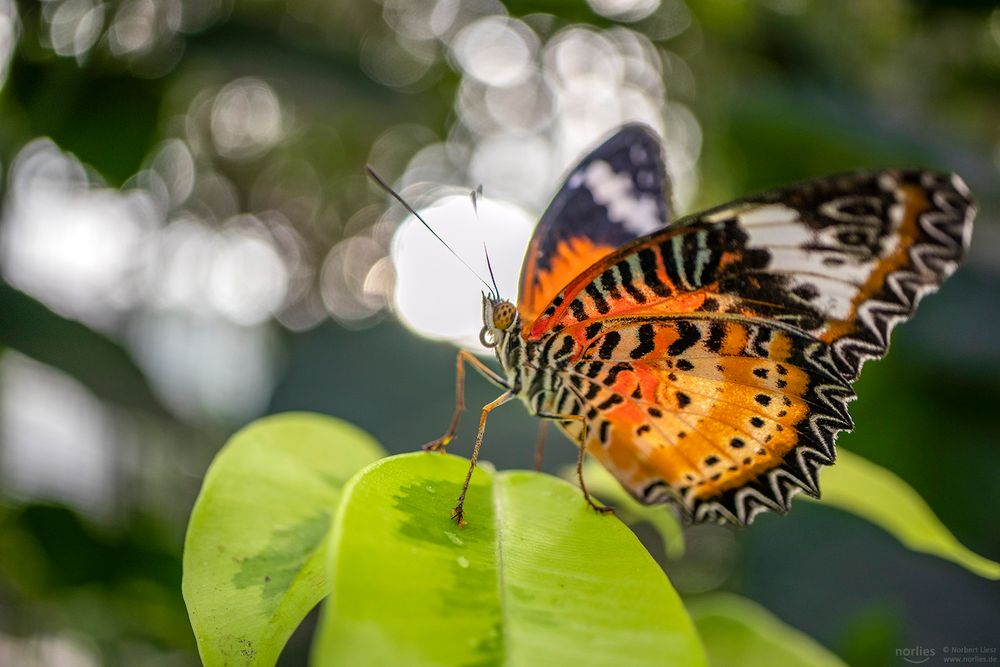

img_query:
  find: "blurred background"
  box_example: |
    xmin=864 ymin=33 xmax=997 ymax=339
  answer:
xmin=0 ymin=0 xmax=998 ymax=665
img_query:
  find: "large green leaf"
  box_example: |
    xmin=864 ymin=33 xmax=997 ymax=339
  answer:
xmin=183 ymin=413 xmax=385 ymax=666
xmin=815 ymin=449 xmax=1000 ymax=580
xmin=315 ymin=453 xmax=707 ymax=667
xmin=688 ymin=593 xmax=846 ymax=667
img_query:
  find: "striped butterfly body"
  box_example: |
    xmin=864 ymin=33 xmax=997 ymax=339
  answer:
xmin=428 ymin=124 xmax=975 ymax=527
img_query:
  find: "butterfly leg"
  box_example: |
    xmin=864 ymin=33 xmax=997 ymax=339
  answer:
xmin=452 ymin=391 xmax=515 ymax=527
xmin=423 ymin=350 xmax=509 ymax=452
xmin=537 ymin=412 xmax=614 ymax=516
xmin=532 ymin=420 xmax=548 ymax=472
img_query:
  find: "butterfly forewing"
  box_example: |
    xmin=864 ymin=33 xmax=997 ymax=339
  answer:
xmin=517 ymin=124 xmax=673 ymax=329
xmin=520 ymin=168 xmax=974 ymax=524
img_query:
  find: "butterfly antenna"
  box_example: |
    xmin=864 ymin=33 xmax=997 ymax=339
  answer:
xmin=366 ymin=166 xmax=494 ymax=294
xmin=483 ymin=244 xmax=500 ymax=300
xmin=469 ymin=185 xmax=500 ymax=299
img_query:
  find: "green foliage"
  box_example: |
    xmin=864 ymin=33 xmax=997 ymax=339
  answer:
xmin=583 ymin=447 xmax=1000 ymax=581
xmin=814 ymin=448 xmax=1000 ymax=580
xmin=185 ymin=416 xmax=708 ymax=666
xmin=688 ymin=594 xmax=847 ymax=667
xmin=182 ymin=413 xmax=385 ymax=666
xmin=315 ymin=453 xmax=706 ymax=667
xmin=183 ymin=414 xmax=1000 ymax=666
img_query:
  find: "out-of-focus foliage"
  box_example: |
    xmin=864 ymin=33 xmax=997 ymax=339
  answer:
xmin=688 ymin=593 xmax=847 ymax=667
xmin=582 ymin=445 xmax=1000 ymax=580
xmin=1 ymin=0 xmax=998 ymax=664
xmin=811 ymin=448 xmax=1000 ymax=580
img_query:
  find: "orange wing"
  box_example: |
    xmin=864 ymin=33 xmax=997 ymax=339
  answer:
xmin=537 ymin=170 xmax=974 ymax=524
xmin=517 ymin=124 xmax=671 ymax=329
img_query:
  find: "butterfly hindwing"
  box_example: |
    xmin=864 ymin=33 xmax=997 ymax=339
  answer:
xmin=532 ymin=169 xmax=974 ymax=524
xmin=553 ymin=317 xmax=853 ymax=524
xmin=517 ymin=124 xmax=672 ymax=329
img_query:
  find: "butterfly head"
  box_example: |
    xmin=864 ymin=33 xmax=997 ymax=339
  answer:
xmin=480 ymin=293 xmax=517 ymax=348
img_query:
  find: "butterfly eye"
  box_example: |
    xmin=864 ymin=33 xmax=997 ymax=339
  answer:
xmin=492 ymin=302 xmax=516 ymax=330
xmin=479 ymin=326 xmax=498 ymax=348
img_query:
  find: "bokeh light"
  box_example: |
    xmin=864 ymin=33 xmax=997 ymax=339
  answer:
xmin=210 ymin=78 xmax=285 ymax=161
xmin=0 ymin=140 xmax=157 ymax=328
xmin=0 ymin=0 xmax=16 ymax=90
xmin=587 ymin=0 xmax=662 ymax=23
xmin=0 ymin=353 xmax=116 ymax=519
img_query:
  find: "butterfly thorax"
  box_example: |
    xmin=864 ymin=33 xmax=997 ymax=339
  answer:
xmin=494 ymin=317 xmax=590 ymax=421
xmin=479 ymin=294 xmax=557 ymax=415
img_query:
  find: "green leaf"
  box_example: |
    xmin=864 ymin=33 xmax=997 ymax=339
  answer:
xmin=687 ymin=593 xmax=847 ymax=667
xmin=182 ymin=413 xmax=385 ymax=666
xmin=816 ymin=448 xmax=1000 ymax=580
xmin=573 ymin=461 xmax=686 ymax=559
xmin=315 ymin=453 xmax=707 ymax=667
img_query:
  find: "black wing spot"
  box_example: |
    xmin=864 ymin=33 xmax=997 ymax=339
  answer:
xmin=754 ymin=394 xmax=772 ymax=407
xmin=704 ymin=455 xmax=719 ymax=466
xmin=616 ymin=260 xmax=647 ymax=303
xmin=753 ymin=368 xmax=769 ymax=379
xmin=648 ymin=407 xmax=663 ymax=418
xmin=585 ymin=322 xmax=603 ymax=339
xmin=792 ymin=283 xmax=820 ymax=301
xmin=676 ymin=392 xmax=691 ymax=408
xmin=585 ymin=283 xmax=611 ymax=315
xmin=730 ymin=438 xmax=744 ymax=449
xmin=750 ymin=417 xmax=765 ymax=428
xmin=630 ymin=323 xmax=656 ymax=359
xmin=603 ymin=362 xmax=630 ymax=386
xmin=636 ymin=424 xmax=651 ymax=436
xmin=599 ymin=420 xmax=611 ymax=443
xmin=677 ymin=359 xmax=694 ymax=371
xmin=667 ymin=321 xmax=700 ymax=355
xmin=638 ymin=248 xmax=671 ymax=297
xmin=598 ymin=331 xmax=622 ymax=359
xmin=596 ymin=394 xmax=624 ymax=411
xmin=599 ymin=269 xmax=623 ymax=300
xmin=554 ymin=336 xmax=575 ymax=360
xmin=706 ymin=322 xmax=725 ymax=353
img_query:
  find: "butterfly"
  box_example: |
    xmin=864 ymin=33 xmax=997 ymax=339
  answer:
xmin=420 ymin=123 xmax=975 ymax=527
